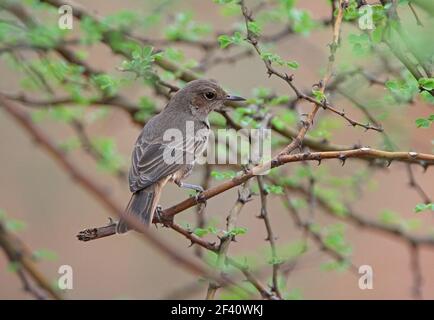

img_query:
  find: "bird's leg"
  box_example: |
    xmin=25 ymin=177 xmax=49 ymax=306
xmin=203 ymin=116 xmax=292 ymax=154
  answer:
xmin=175 ymin=180 xmax=206 ymax=204
xmin=154 ymin=205 xmax=172 ymax=227
xmin=175 ymin=181 xmax=204 ymax=193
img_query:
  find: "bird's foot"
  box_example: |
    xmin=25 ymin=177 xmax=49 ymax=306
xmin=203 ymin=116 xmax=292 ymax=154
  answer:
xmin=194 ymin=191 xmax=207 ymax=205
xmin=154 ymin=205 xmax=173 ymax=227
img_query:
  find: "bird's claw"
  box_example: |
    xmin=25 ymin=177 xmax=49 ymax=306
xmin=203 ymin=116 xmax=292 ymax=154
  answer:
xmin=154 ymin=205 xmax=173 ymax=227
xmin=195 ymin=191 xmax=207 ymax=205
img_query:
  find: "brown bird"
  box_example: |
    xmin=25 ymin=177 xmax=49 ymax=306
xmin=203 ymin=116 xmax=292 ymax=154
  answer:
xmin=116 ymin=79 xmax=245 ymax=233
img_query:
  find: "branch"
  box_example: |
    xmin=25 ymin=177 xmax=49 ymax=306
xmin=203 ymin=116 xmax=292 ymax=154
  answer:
xmin=409 ymin=242 xmax=423 ymax=299
xmin=278 ymin=186 xmax=359 ymax=274
xmin=284 ymin=182 xmax=434 ymax=247
xmin=0 ymin=220 xmax=62 ymax=299
xmin=206 ymin=182 xmax=252 ymax=300
xmin=257 ymin=176 xmax=282 ymax=298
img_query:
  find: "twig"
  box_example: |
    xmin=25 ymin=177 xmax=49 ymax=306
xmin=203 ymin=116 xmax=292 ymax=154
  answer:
xmin=406 ymin=164 xmax=432 ymax=204
xmin=409 ymin=242 xmax=423 ymax=299
xmin=0 ymin=220 xmax=62 ymax=299
xmin=206 ymin=182 xmax=252 ymax=300
xmin=279 ymin=186 xmax=358 ymax=274
xmin=284 ymin=182 xmax=434 ymax=246
xmin=257 ymin=176 xmax=282 ymax=298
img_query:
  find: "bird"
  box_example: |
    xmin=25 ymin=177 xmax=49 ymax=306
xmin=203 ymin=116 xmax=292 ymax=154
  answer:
xmin=116 ymin=79 xmax=245 ymax=233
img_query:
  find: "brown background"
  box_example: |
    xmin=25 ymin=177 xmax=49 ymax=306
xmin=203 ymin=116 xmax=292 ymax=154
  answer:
xmin=0 ymin=0 xmax=433 ymax=299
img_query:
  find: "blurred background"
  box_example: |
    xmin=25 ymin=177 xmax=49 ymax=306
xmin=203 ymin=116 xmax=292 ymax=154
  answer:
xmin=0 ymin=0 xmax=433 ymax=299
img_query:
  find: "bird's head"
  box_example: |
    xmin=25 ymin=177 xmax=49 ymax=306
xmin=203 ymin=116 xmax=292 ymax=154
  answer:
xmin=171 ymin=79 xmax=245 ymax=118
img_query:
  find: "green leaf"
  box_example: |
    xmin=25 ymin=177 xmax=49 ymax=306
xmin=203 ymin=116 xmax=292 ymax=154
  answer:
xmin=33 ymin=249 xmax=58 ymax=261
xmin=379 ymin=210 xmax=399 ymax=225
xmin=286 ymin=60 xmax=299 ymax=69
xmin=415 ymin=115 xmax=434 ymax=128
xmin=218 ymin=31 xmax=243 ymax=48
xmin=264 ymin=184 xmax=284 ymax=195
xmin=218 ymin=35 xmax=232 ymax=48
xmin=348 ymin=33 xmax=371 ymax=56
xmin=91 ymin=137 xmax=125 ymax=173
xmin=416 ymin=118 xmax=430 ymax=128
xmin=80 ymin=16 xmax=105 ymax=44
xmin=415 ymin=203 xmax=434 ymax=213
xmin=211 ymin=170 xmax=236 ymax=180
xmin=247 ymin=21 xmax=261 ymax=36
xmin=193 ymin=228 xmax=209 ymax=237
xmin=419 ymin=78 xmax=434 ymax=91
xmin=227 ymin=227 xmax=247 ymax=236
xmin=121 ymin=46 xmax=161 ymax=80
xmin=312 ymin=89 xmax=325 ymax=103
xmin=289 ymin=9 xmax=316 ymax=35
xmin=164 ymin=12 xmax=211 ymax=41
xmin=92 ymin=74 xmax=119 ymax=96
xmin=385 ymin=74 xmax=419 ymax=103
xmin=6 ymin=219 xmax=27 ymax=232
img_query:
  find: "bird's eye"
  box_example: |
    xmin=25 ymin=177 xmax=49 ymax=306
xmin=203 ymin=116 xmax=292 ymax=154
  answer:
xmin=204 ymin=92 xmax=216 ymax=100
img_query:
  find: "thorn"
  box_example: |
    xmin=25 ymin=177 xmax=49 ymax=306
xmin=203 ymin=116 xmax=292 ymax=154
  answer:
xmin=420 ymin=161 xmax=428 ymax=172
xmin=339 ymin=154 xmax=346 ymax=166
xmin=317 ymin=158 xmax=322 ymax=166
xmin=386 ymin=159 xmax=393 ymax=167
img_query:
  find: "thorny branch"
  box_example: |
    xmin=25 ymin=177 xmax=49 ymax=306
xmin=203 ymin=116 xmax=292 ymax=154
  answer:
xmin=1 ymin=0 xmax=433 ymax=300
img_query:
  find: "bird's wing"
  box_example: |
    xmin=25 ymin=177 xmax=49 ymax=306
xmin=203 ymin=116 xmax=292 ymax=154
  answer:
xmin=129 ymin=134 xmax=204 ymax=193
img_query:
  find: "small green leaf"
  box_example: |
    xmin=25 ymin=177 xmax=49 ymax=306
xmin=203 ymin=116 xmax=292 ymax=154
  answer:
xmin=218 ymin=35 xmax=231 ymax=48
xmin=264 ymin=184 xmax=284 ymax=195
xmin=193 ymin=228 xmax=209 ymax=237
xmin=227 ymin=227 xmax=247 ymax=236
xmin=286 ymin=60 xmax=299 ymax=69
xmin=415 ymin=115 xmax=434 ymax=128
xmin=211 ymin=170 xmax=236 ymax=180
xmin=415 ymin=203 xmax=434 ymax=213
xmin=418 ymin=78 xmax=434 ymax=91
xmin=247 ymin=21 xmax=261 ymax=36
xmin=416 ymin=118 xmax=430 ymax=128
xmin=6 ymin=219 xmax=26 ymax=232
xmin=312 ymin=89 xmax=326 ymax=103
xmin=33 ymin=249 xmax=58 ymax=261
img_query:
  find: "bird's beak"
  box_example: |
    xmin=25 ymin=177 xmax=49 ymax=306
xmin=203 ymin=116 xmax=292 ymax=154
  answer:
xmin=225 ymin=94 xmax=246 ymax=102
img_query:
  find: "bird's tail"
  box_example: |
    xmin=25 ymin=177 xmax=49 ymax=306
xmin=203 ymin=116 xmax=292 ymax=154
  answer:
xmin=116 ymin=182 xmax=164 ymax=234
